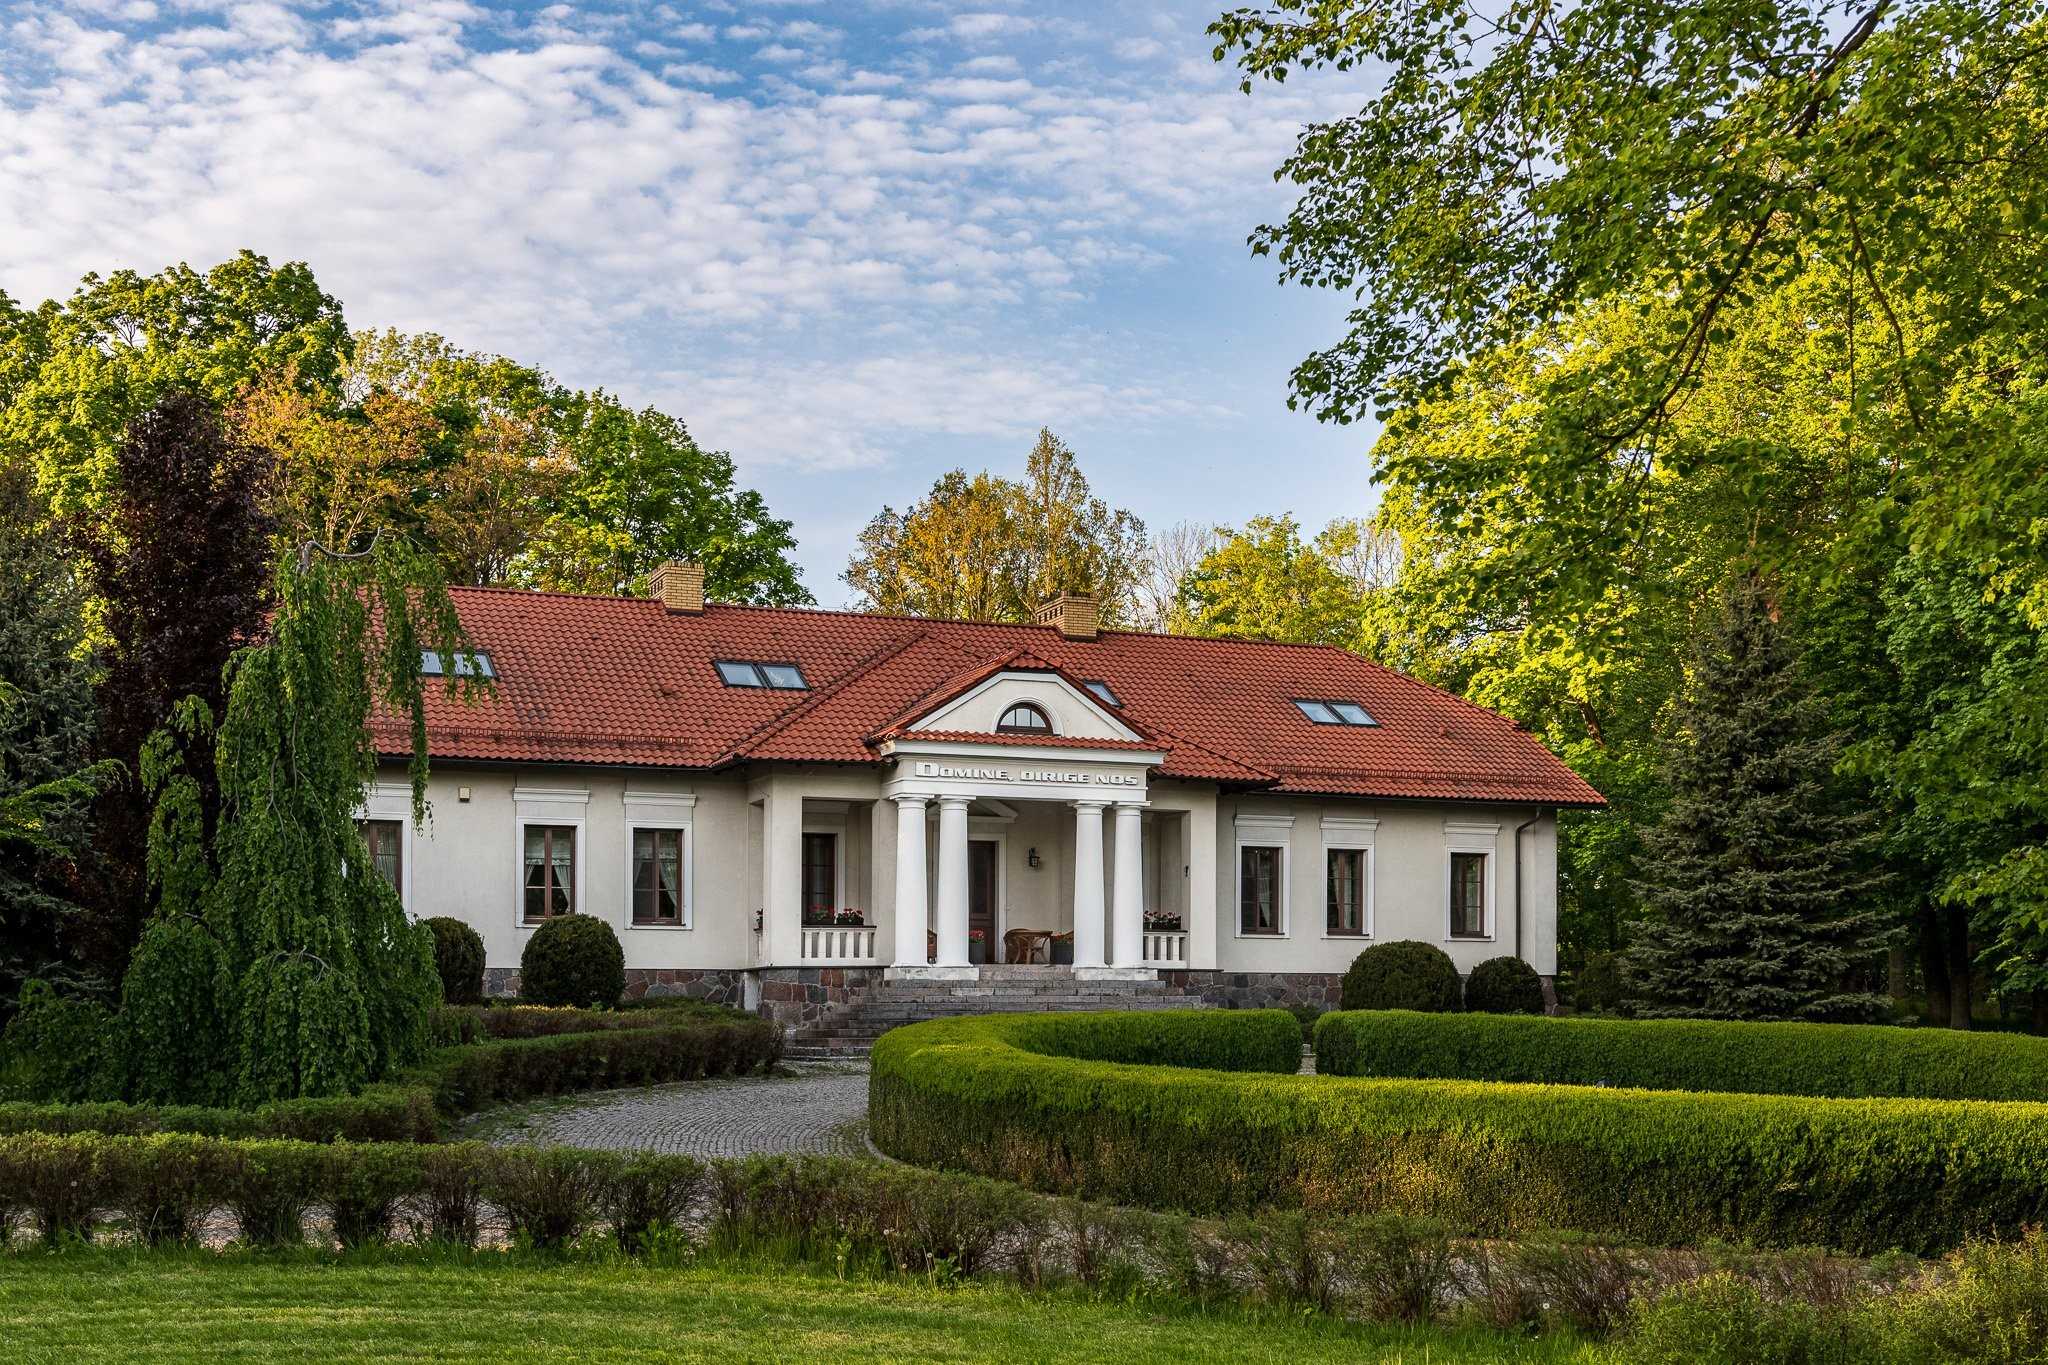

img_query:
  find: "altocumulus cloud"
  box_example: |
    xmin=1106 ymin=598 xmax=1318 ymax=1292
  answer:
xmin=0 ymin=0 xmax=1368 ymax=475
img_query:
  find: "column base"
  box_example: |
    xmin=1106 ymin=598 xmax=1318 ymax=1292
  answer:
xmin=1074 ymin=965 xmax=1157 ymax=982
xmin=885 ymin=964 xmax=981 ymax=982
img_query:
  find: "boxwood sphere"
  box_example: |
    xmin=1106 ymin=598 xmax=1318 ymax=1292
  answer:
xmin=1339 ymin=939 xmax=1462 ymax=1013
xmin=423 ymin=916 xmax=487 ymax=1005
xmin=520 ymin=913 xmax=626 ymax=1008
xmin=1463 ymin=954 xmax=1545 ymax=1015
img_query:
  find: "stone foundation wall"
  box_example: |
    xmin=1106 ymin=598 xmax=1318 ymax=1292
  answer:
xmin=1160 ymin=970 xmax=1346 ymax=1012
xmin=754 ymin=966 xmax=889 ymax=1030
xmin=482 ymin=966 xmax=746 ymax=1007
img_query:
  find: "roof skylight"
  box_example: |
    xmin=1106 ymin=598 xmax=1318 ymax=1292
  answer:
xmin=421 ymin=649 xmax=495 ymax=679
xmin=1083 ymin=679 xmax=1121 ymax=707
xmin=715 ymin=660 xmax=808 ymax=690
xmin=1294 ymin=698 xmax=1377 ymax=727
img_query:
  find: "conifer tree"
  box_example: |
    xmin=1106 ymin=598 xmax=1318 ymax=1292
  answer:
xmin=1624 ymin=574 xmax=1891 ymax=1021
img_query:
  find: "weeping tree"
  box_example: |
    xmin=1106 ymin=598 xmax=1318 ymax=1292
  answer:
xmin=122 ymin=536 xmax=478 ymax=1104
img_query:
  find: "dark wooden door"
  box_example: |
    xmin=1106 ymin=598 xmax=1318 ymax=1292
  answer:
xmin=968 ymin=840 xmax=999 ymax=944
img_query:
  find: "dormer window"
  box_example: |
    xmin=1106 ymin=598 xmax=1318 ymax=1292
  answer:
xmin=996 ymin=702 xmax=1054 ymax=735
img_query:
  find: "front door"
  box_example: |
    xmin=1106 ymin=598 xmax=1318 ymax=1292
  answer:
xmin=968 ymin=840 xmax=999 ymax=957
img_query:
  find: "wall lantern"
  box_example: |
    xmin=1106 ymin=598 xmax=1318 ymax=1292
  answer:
xmin=752 ymin=908 xmax=764 ymax=933
xmin=1026 ymin=847 xmax=1042 ymax=869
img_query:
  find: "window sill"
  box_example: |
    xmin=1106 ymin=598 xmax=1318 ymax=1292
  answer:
xmin=1447 ymin=935 xmax=1496 ymax=944
xmin=1234 ymin=930 xmax=1288 ymax=940
xmin=630 ymin=920 xmax=691 ymax=931
xmin=1323 ymin=931 xmax=1371 ymax=940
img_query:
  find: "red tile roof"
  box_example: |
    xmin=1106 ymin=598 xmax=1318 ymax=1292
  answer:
xmin=370 ymin=588 xmax=1605 ymax=807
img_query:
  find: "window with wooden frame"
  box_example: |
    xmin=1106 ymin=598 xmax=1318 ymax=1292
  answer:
xmin=801 ymin=831 xmax=838 ymax=921
xmin=1239 ymin=844 xmax=1283 ymax=936
xmin=1326 ymin=847 xmax=1367 ymax=936
xmin=523 ymin=824 xmax=576 ymax=921
xmin=357 ymin=819 xmax=402 ymax=899
xmin=995 ymin=702 xmax=1053 ymax=734
xmin=1449 ymin=850 xmax=1488 ymax=939
xmin=631 ymin=828 xmax=684 ymax=925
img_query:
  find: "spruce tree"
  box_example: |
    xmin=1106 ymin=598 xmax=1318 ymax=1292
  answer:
xmin=1625 ymin=574 xmax=1891 ymax=1022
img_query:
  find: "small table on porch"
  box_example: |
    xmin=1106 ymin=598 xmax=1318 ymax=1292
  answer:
xmin=1003 ymin=928 xmax=1057 ymax=964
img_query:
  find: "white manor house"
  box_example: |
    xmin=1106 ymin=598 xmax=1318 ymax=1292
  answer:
xmin=361 ymin=564 xmax=1603 ymax=1031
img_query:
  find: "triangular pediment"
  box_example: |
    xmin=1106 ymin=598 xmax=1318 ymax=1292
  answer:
xmin=894 ymin=652 xmax=1146 ymax=744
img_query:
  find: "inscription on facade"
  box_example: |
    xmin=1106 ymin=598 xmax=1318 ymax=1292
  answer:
xmin=912 ymin=761 xmax=1141 ymax=788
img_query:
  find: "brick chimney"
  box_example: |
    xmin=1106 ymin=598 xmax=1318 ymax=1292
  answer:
xmin=649 ymin=561 xmax=705 ymax=615
xmin=1035 ymin=591 xmax=1098 ymax=641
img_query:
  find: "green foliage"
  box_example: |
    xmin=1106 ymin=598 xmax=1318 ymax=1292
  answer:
xmin=0 ymin=980 xmax=123 ymax=1103
xmin=0 ymin=1012 xmax=777 ymax=1142
xmin=1569 ymin=953 xmax=1625 ymax=1013
xmin=1462 ymin=957 xmax=1545 ymax=1015
xmin=0 ymin=468 xmax=112 ymax=1008
xmin=1626 ymin=576 xmax=1891 ymax=1022
xmin=1005 ymin=1008 xmax=1302 ymax=1074
xmin=519 ymin=914 xmax=626 ymax=1009
xmin=1311 ymin=1011 xmax=2048 ymax=1101
xmin=119 ymin=536 xmax=465 ymax=1105
xmin=1339 ymin=940 xmax=1461 ymax=1013
xmin=422 ymin=918 xmax=485 ymax=1006
xmin=844 ymin=428 xmax=1150 ymax=624
xmin=1173 ymin=515 xmax=1394 ymax=645
xmin=870 ymin=1011 xmax=2048 ymax=1252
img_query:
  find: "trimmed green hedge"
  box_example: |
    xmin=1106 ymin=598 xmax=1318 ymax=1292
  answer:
xmin=433 ymin=1001 xmax=744 ymax=1046
xmin=1312 ymin=1010 xmax=2048 ymax=1101
xmin=0 ymin=1014 xmax=781 ymax=1143
xmin=1004 ymin=1008 xmax=1302 ymax=1074
xmin=869 ymin=1010 xmax=2048 ymax=1254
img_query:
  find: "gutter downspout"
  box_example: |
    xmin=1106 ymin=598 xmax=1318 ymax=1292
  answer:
xmin=1511 ymin=810 xmax=1545 ymax=962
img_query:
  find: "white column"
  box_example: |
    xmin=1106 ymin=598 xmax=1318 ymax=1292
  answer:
xmin=934 ymin=796 xmax=971 ymax=968
xmin=890 ymin=796 xmax=929 ymax=968
xmin=1071 ymin=800 xmax=1106 ymax=969
xmin=1112 ymin=802 xmax=1145 ymax=968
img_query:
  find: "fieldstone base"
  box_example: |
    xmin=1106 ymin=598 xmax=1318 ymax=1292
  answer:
xmin=1161 ymin=970 xmax=1346 ymax=1011
xmin=481 ymin=966 xmax=746 ymax=1007
xmin=752 ymin=966 xmax=890 ymax=1031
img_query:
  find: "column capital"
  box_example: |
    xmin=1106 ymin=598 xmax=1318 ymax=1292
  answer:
xmin=1069 ymin=798 xmax=1109 ymax=811
xmin=934 ymin=794 xmax=973 ymax=811
xmin=892 ymin=793 xmax=930 ymax=810
xmin=1112 ymin=798 xmax=1149 ymax=811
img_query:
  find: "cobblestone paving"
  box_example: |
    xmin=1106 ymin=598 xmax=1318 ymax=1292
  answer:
xmin=472 ymin=1063 xmax=873 ymax=1159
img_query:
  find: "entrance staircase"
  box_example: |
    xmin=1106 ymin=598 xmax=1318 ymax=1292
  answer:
xmin=782 ymin=965 xmax=1208 ymax=1062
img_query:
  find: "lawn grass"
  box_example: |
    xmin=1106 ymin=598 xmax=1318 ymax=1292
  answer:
xmin=0 ymin=1249 xmax=1605 ymax=1363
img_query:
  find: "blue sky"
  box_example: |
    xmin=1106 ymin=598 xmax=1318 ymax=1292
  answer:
xmin=1 ymin=0 xmax=1381 ymax=600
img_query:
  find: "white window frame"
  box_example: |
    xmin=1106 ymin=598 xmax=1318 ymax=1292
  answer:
xmin=1233 ymin=812 xmax=1294 ymax=939
xmin=514 ymin=786 xmax=589 ymax=930
xmin=1320 ymin=815 xmax=1378 ymax=940
xmin=802 ymin=802 xmax=851 ymax=923
xmin=624 ymin=791 xmax=696 ymax=931
xmin=355 ymin=781 xmax=415 ymax=913
xmin=1444 ymin=820 xmax=1501 ymax=942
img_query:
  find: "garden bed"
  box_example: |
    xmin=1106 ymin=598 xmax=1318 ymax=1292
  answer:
xmin=868 ymin=1009 xmax=2048 ymax=1254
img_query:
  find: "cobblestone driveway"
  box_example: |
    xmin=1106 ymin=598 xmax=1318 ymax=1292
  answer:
xmin=470 ymin=1063 xmax=872 ymax=1159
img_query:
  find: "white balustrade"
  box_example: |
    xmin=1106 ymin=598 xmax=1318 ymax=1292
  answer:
xmin=1140 ymin=931 xmax=1188 ymax=967
xmin=800 ymin=924 xmax=879 ymax=965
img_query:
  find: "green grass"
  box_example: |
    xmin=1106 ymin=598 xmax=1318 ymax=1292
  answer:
xmin=0 ymin=1250 xmax=1603 ymax=1363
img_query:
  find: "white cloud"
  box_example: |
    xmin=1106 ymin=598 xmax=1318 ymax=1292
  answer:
xmin=0 ymin=0 xmax=1368 ymax=484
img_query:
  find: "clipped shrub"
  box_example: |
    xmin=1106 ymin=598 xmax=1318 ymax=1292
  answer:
xmin=1338 ymin=941 xmax=1461 ymax=1013
xmin=0 ymin=1085 xmax=438 ymax=1144
xmin=323 ymin=1142 xmax=424 ymax=1249
xmin=414 ymin=1142 xmax=490 ymax=1247
xmin=423 ymin=918 xmax=486 ymax=1006
xmin=218 ymin=1140 xmax=315 ymax=1248
xmin=0 ymin=1131 xmax=103 ymax=1245
xmin=451 ymin=1002 xmax=742 ymax=1041
xmin=869 ymin=1011 xmax=2048 ymax=1253
xmin=519 ymin=914 xmax=625 ymax=1008
xmin=1572 ymin=952 xmax=1626 ymax=1013
xmin=490 ymin=1145 xmax=616 ymax=1250
xmin=1312 ymin=1010 xmax=2048 ymax=1101
xmin=101 ymin=1133 xmax=220 ymax=1246
xmin=1005 ymin=1009 xmax=1300 ymax=1074
xmin=601 ymin=1153 xmax=704 ymax=1254
xmin=406 ymin=1017 xmax=781 ymax=1114
xmin=1287 ymin=1002 xmax=1326 ymax=1044
xmin=1464 ymin=956 xmax=1546 ymax=1015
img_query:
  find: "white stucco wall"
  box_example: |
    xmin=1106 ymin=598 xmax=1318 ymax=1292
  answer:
xmin=382 ymin=761 xmax=1560 ymax=978
xmin=1209 ymin=795 xmax=1559 ymax=976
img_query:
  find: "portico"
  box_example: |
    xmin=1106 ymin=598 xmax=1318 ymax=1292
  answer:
xmin=879 ymin=740 xmax=1169 ymax=980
